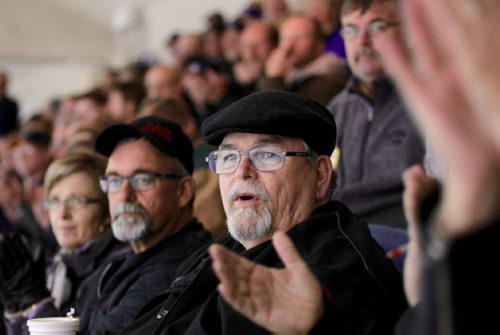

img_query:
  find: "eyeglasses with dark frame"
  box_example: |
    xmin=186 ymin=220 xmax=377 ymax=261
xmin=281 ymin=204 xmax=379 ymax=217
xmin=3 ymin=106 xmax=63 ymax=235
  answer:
xmin=99 ymin=172 xmax=184 ymax=194
xmin=341 ymin=20 xmax=400 ymax=40
xmin=206 ymin=146 xmax=317 ymax=175
xmin=44 ymin=196 xmax=101 ymax=212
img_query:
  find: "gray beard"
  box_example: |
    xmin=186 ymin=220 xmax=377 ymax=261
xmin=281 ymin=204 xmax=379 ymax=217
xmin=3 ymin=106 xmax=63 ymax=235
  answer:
xmin=111 ymin=202 xmax=150 ymax=242
xmin=226 ymin=206 xmax=272 ymax=243
xmin=225 ymin=181 xmax=273 ymax=244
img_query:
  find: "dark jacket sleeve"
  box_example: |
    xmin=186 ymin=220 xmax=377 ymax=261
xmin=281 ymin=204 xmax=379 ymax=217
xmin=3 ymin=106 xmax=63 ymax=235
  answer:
xmin=395 ymin=220 xmax=500 ymax=335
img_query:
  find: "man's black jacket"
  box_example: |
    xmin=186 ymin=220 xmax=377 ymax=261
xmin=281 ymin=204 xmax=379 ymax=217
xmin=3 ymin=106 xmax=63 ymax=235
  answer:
xmin=122 ymin=201 xmax=407 ymax=334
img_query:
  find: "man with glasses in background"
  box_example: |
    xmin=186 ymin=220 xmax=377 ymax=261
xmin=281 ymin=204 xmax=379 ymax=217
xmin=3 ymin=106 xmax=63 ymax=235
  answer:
xmin=32 ymin=116 xmax=211 ymax=334
xmin=327 ymin=0 xmax=425 ymax=229
xmin=122 ymin=91 xmax=406 ymax=334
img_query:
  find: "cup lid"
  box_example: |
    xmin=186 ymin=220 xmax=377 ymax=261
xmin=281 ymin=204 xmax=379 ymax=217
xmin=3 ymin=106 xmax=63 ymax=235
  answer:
xmin=27 ymin=317 xmax=80 ymax=332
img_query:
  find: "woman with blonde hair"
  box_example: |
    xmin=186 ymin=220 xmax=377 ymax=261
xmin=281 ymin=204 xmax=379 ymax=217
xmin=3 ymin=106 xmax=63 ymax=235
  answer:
xmin=0 ymin=149 xmax=125 ymax=332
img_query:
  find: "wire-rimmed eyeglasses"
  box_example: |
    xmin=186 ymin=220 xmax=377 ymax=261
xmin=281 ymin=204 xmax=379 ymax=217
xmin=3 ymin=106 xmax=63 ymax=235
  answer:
xmin=206 ymin=146 xmax=316 ymax=175
xmin=44 ymin=196 xmax=101 ymax=212
xmin=99 ymin=172 xmax=183 ymax=194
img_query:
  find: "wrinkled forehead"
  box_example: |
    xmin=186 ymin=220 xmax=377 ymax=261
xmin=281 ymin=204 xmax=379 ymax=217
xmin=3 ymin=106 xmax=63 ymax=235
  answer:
xmin=106 ymin=137 xmax=172 ymax=173
xmin=220 ymin=132 xmax=304 ymax=149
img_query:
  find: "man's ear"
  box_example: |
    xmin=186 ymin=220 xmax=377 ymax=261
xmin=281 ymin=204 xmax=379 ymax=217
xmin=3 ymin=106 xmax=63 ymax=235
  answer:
xmin=177 ymin=176 xmax=195 ymax=208
xmin=315 ymin=156 xmax=333 ymax=201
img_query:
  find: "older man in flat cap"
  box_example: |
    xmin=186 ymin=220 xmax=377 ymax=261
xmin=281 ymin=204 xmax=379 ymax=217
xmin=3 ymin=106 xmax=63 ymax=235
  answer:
xmin=122 ymin=91 xmax=406 ymax=334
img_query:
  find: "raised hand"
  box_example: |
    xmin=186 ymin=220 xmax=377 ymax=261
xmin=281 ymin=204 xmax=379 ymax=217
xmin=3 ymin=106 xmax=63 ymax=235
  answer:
xmin=413 ymin=0 xmax=500 ymax=141
xmin=373 ymin=0 xmax=500 ymax=238
xmin=265 ymin=47 xmax=292 ymax=78
xmin=402 ymin=165 xmax=440 ymax=306
xmin=209 ymin=232 xmax=323 ymax=335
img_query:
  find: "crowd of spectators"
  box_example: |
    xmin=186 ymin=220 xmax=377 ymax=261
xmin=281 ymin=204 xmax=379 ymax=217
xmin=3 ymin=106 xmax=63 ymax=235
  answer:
xmin=1 ymin=0 xmax=496 ymax=332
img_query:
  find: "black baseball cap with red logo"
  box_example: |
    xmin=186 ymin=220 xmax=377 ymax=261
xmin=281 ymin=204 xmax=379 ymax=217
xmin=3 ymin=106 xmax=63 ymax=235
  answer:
xmin=95 ymin=116 xmax=194 ymax=174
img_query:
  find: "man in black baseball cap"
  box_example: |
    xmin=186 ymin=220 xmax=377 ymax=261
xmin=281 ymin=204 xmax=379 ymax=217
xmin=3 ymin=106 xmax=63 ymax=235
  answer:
xmin=59 ymin=116 xmax=211 ymax=333
xmin=95 ymin=116 xmax=194 ymax=174
xmin=122 ymin=91 xmax=406 ymax=334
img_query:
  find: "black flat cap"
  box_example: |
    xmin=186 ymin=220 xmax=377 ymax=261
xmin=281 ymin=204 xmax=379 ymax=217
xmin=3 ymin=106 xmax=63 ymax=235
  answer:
xmin=95 ymin=116 xmax=194 ymax=174
xmin=201 ymin=91 xmax=336 ymax=156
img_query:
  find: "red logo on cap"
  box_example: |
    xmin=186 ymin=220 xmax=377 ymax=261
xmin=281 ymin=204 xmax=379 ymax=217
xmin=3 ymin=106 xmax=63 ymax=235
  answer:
xmin=141 ymin=123 xmax=173 ymax=144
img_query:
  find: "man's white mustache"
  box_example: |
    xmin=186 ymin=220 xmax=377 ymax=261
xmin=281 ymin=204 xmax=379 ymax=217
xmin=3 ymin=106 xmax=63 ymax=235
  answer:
xmin=227 ymin=181 xmax=270 ymax=203
xmin=112 ymin=202 xmax=148 ymax=221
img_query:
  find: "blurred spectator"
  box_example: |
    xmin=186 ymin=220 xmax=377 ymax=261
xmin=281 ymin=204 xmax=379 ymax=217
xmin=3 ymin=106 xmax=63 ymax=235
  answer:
xmin=144 ymin=64 xmax=183 ymax=100
xmin=107 ymin=82 xmax=146 ymax=123
xmin=48 ymin=89 xmax=110 ymax=157
xmin=143 ymin=64 xmax=200 ymax=122
xmin=19 ymin=113 xmax=53 ymax=137
xmin=306 ymin=0 xmax=346 ymax=59
xmin=203 ymin=12 xmax=227 ymax=62
xmin=206 ymin=12 xmax=226 ymax=34
xmin=118 ymin=61 xmax=150 ymax=85
xmin=204 ymin=29 xmax=225 ymax=62
xmin=234 ymin=20 xmax=278 ymax=90
xmin=221 ymin=19 xmax=244 ymax=64
xmin=10 ymin=131 xmax=58 ymax=261
xmin=72 ymin=89 xmax=110 ymax=129
xmin=170 ymin=33 xmax=205 ymax=68
xmin=51 ymin=96 xmax=79 ymax=157
xmin=65 ymin=127 xmax=102 ymax=153
xmin=99 ymin=68 xmax=120 ymax=94
xmin=0 ymin=71 xmax=19 ymax=137
xmin=259 ymin=15 xmax=348 ymax=105
xmin=182 ymin=57 xmax=246 ymax=122
xmin=327 ymin=0 xmax=425 ymax=228
xmin=262 ymin=0 xmax=290 ymax=27
xmin=239 ymin=1 xmax=263 ymax=25
xmin=145 ymin=98 xmax=227 ymax=239
xmin=40 ymin=99 xmax=62 ymax=125
xmin=165 ymin=32 xmax=180 ymax=56
xmin=0 ymin=134 xmax=20 ymax=234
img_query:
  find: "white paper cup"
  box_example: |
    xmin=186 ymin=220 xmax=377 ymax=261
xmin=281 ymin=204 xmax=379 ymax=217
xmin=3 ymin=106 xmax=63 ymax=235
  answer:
xmin=27 ymin=317 xmax=80 ymax=335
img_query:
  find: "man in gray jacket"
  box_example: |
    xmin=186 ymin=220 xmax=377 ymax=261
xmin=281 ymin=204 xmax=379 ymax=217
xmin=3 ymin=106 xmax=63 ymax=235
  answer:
xmin=327 ymin=0 xmax=425 ymax=229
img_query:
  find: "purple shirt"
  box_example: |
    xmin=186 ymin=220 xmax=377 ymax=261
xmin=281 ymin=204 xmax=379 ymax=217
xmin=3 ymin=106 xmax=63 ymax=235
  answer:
xmin=325 ymin=29 xmax=346 ymax=59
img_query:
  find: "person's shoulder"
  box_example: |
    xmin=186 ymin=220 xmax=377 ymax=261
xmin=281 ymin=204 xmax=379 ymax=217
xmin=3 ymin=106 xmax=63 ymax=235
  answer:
xmin=327 ymin=80 xmax=360 ymax=112
xmin=290 ymin=201 xmax=371 ymax=250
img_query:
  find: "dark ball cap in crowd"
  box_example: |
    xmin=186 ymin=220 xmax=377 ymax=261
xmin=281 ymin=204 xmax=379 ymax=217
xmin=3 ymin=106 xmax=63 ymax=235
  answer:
xmin=94 ymin=116 xmax=194 ymax=174
xmin=201 ymin=91 xmax=337 ymax=156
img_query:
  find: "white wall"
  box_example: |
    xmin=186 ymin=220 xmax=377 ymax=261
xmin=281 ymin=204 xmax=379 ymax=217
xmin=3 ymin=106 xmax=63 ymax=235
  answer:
xmin=0 ymin=0 xmax=112 ymax=120
xmin=1 ymin=59 xmax=105 ymax=121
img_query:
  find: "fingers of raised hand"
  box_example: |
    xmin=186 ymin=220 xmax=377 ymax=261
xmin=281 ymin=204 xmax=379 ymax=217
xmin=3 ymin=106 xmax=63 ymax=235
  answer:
xmin=209 ymin=244 xmax=271 ymax=318
xmin=272 ymin=232 xmax=307 ymax=271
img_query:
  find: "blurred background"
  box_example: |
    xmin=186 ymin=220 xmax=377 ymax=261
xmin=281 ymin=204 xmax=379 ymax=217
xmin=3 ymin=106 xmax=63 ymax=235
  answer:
xmin=0 ymin=0 xmax=304 ymax=120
